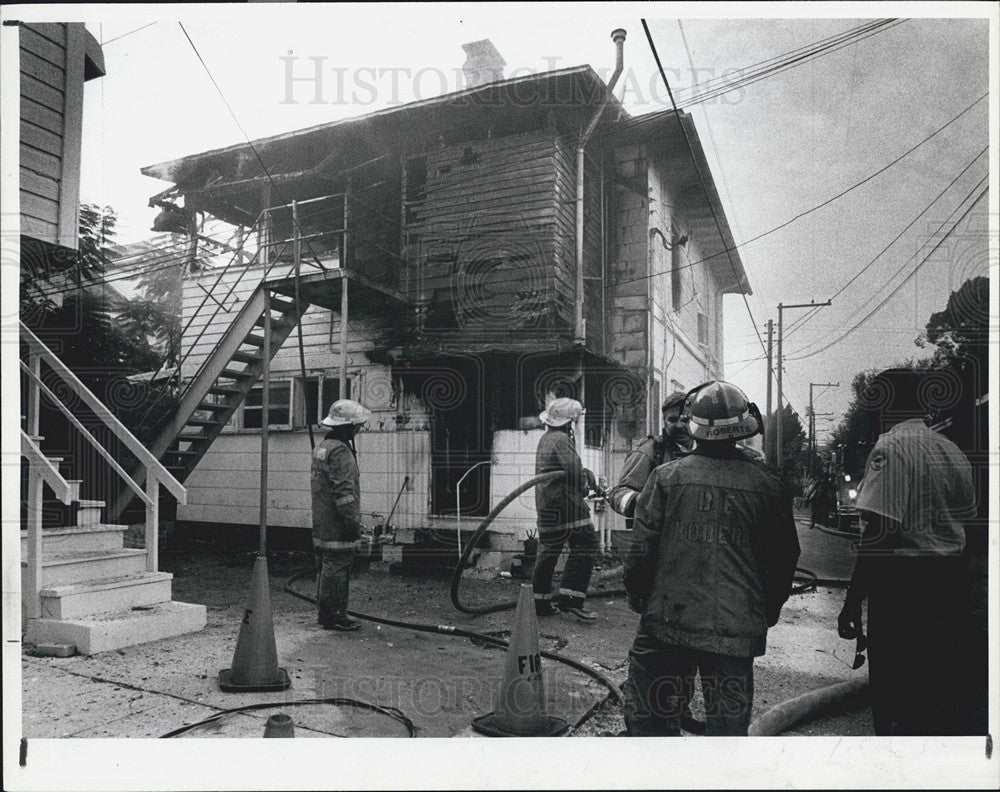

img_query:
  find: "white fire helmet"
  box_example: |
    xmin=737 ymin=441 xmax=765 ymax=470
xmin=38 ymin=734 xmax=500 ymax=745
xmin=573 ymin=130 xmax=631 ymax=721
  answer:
xmin=539 ymin=397 xmax=584 ymax=427
xmin=321 ymin=399 xmax=371 ymax=427
xmin=684 ymin=381 xmax=761 ymax=442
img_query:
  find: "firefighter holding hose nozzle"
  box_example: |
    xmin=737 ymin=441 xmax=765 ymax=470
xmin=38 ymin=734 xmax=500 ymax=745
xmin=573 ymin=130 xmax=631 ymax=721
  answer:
xmin=608 ymin=391 xmax=692 ymax=525
xmin=533 ymin=397 xmax=601 ymax=621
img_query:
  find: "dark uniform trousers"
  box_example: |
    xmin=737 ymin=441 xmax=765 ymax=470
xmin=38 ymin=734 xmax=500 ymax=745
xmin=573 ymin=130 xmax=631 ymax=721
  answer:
xmin=314 ymin=548 xmax=354 ymax=624
xmin=531 ymin=521 xmax=599 ymax=609
xmin=624 ymin=629 xmax=754 ymax=736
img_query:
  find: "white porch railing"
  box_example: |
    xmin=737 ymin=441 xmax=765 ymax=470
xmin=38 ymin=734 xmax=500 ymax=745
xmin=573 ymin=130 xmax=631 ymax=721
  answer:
xmin=20 ymin=322 xmax=187 ymax=616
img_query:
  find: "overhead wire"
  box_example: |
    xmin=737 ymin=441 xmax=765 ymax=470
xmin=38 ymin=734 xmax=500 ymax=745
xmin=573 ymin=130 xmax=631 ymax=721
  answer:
xmin=782 ymin=145 xmax=988 ymax=341
xmin=678 ymin=20 xmax=906 ymax=107
xmin=641 ymin=18 xmax=768 ymax=359
xmin=787 ymin=182 xmax=987 ymax=360
xmin=609 ymin=90 xmax=987 ymax=290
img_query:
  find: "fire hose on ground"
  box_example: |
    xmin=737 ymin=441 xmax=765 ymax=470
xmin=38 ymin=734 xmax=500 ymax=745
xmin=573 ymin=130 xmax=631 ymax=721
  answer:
xmin=281 ymin=470 xmax=836 ymax=735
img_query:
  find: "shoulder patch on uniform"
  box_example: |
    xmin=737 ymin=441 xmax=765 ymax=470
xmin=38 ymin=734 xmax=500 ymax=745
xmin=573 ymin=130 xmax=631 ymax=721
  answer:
xmin=868 ymin=450 xmax=887 ymax=471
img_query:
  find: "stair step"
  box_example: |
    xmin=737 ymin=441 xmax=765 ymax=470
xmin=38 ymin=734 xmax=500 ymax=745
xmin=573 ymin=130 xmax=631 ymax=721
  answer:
xmin=197 ymin=401 xmax=231 ymax=412
xmin=230 ymin=351 xmax=262 ymax=364
xmin=165 ymin=449 xmax=200 ymax=457
xmin=37 ymin=571 xmax=174 ymax=620
xmin=25 ymin=600 xmax=207 ymax=655
xmin=21 ymin=524 xmax=127 ymax=554
xmin=77 ymin=501 xmax=105 ymax=527
xmin=254 ymin=314 xmax=294 ymax=329
xmin=219 ymin=368 xmax=257 ymax=380
xmin=185 ymin=418 xmax=220 ymax=428
xmin=176 ymin=433 xmax=209 ymax=443
xmin=207 ymin=385 xmax=242 ymax=396
xmin=243 ymin=333 xmax=265 ymax=346
xmin=267 ymin=295 xmax=297 ymax=311
xmin=28 ymin=548 xmax=148 ymax=587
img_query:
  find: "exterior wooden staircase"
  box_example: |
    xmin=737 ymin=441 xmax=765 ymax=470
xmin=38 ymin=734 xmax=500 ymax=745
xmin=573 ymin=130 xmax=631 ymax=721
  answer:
xmin=20 ymin=327 xmax=206 ymax=655
xmin=109 ymin=283 xmax=308 ymax=521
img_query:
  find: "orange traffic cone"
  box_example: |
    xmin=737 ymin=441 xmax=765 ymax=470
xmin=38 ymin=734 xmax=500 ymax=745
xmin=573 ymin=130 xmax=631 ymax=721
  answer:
xmin=218 ymin=555 xmax=291 ymax=692
xmin=471 ymin=584 xmax=569 ymax=736
xmin=263 ymin=713 xmax=295 ymax=737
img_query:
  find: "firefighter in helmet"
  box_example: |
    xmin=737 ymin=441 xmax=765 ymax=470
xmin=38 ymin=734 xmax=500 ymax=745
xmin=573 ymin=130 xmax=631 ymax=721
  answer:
xmin=623 ymin=381 xmax=800 ymax=735
xmin=533 ymin=397 xmax=600 ymax=621
xmin=608 ymin=391 xmax=692 ymax=523
xmin=311 ymin=398 xmax=371 ymax=631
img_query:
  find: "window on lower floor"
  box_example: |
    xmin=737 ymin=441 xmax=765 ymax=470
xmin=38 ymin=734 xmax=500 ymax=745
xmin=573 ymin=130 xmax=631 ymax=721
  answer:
xmin=242 ymin=381 xmax=292 ymax=429
xmin=301 ymin=375 xmax=352 ymax=427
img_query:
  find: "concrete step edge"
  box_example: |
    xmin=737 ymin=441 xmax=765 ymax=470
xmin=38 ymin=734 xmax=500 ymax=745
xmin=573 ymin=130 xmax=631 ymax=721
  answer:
xmin=39 ymin=571 xmax=173 ymax=598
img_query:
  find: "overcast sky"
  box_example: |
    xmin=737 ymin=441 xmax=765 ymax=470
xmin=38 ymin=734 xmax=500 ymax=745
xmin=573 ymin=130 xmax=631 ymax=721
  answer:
xmin=18 ymin=3 xmax=996 ymax=436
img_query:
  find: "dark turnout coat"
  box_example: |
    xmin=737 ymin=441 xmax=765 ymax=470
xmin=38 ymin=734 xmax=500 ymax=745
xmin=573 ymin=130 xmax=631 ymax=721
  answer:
xmin=625 ymin=445 xmax=800 ymax=657
xmin=310 ymin=437 xmax=363 ymax=550
xmin=534 ymin=428 xmax=593 ymax=533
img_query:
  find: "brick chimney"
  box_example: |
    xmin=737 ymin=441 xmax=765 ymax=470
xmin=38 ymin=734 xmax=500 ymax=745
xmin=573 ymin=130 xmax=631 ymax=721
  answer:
xmin=462 ymin=39 xmax=506 ymax=88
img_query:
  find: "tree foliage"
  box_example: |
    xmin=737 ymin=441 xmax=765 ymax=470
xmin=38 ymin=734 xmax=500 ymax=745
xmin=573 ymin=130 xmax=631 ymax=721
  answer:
xmin=763 ymin=403 xmax=808 ymax=495
xmin=827 ymin=276 xmax=988 ymax=479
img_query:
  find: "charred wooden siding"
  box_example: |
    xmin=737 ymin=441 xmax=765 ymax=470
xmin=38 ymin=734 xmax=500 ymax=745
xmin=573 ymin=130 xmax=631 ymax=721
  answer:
xmin=18 ymin=22 xmax=103 ymax=250
xmin=19 ymin=23 xmax=67 ymax=245
xmin=553 ymin=137 xmax=604 ymax=355
xmin=403 ymin=130 xmax=568 ymax=332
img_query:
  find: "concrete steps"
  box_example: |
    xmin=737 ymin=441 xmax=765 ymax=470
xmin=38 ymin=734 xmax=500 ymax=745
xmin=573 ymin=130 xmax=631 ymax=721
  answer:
xmin=38 ymin=571 xmax=175 ymax=620
xmin=25 ymin=548 xmax=148 ymax=587
xmin=20 ymin=524 xmax=128 ymax=555
xmin=25 ymin=601 xmax=207 ymax=655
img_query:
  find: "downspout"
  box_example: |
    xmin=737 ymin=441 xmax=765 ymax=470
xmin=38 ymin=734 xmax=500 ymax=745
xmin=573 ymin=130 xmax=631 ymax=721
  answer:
xmin=575 ymin=28 xmax=626 ymax=345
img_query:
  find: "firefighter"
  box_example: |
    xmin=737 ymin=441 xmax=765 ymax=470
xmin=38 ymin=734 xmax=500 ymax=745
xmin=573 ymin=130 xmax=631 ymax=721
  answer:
xmin=838 ymin=368 xmax=976 ymax=735
xmin=311 ymin=398 xmax=371 ymax=631
xmin=533 ymin=397 xmax=600 ymax=621
xmin=608 ymin=391 xmax=691 ymax=523
xmin=623 ymin=381 xmax=800 ymax=735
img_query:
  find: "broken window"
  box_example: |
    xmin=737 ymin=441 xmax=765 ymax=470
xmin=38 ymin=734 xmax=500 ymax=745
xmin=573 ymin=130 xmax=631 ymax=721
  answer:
xmin=242 ymin=380 xmax=292 ymax=429
xmin=301 ymin=375 xmax=352 ymax=427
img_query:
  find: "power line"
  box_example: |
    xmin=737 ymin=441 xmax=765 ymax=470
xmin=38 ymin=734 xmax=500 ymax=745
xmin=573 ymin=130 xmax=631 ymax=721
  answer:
xmin=787 ymin=182 xmax=987 ymax=360
xmin=641 ymin=19 xmax=767 ymax=360
xmin=102 ymin=21 xmax=158 ymax=46
xmin=610 ymin=90 xmax=987 ymax=290
xmin=783 ymin=144 xmax=988 ymax=341
xmin=678 ymin=20 xmax=906 ymax=107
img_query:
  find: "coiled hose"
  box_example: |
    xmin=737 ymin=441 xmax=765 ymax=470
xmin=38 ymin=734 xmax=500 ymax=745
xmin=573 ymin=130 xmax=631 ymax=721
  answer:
xmin=285 ymin=471 xmax=825 ymax=735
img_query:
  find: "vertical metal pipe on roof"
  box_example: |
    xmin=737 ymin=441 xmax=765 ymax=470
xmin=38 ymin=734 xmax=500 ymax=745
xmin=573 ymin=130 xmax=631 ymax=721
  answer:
xmin=575 ymin=29 xmax=626 ymax=345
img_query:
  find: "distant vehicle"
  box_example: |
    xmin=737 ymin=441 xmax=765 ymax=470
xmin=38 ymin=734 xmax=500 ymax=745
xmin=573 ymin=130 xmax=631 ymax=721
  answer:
xmin=833 ymin=474 xmax=861 ymax=534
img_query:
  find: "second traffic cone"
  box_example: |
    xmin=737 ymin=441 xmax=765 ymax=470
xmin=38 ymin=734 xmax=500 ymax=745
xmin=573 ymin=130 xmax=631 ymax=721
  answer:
xmin=263 ymin=713 xmax=295 ymax=737
xmin=218 ymin=555 xmax=291 ymax=692
xmin=471 ymin=584 xmax=569 ymax=736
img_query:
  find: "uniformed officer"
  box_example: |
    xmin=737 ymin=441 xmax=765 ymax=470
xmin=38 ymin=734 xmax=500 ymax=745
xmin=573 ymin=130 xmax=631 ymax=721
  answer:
xmin=837 ymin=368 xmax=976 ymax=735
xmin=623 ymin=381 xmax=800 ymax=735
xmin=608 ymin=391 xmax=691 ymax=524
xmin=311 ymin=398 xmax=371 ymax=631
xmin=533 ymin=397 xmax=600 ymax=621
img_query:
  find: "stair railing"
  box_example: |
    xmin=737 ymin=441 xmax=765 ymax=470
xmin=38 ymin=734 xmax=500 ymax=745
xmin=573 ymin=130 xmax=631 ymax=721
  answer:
xmin=20 ymin=323 xmax=187 ymax=584
xmin=21 ymin=430 xmax=75 ymax=619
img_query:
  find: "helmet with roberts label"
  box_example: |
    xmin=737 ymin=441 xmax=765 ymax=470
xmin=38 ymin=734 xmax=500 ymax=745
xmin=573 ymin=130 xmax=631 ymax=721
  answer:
xmin=684 ymin=380 xmax=761 ymax=442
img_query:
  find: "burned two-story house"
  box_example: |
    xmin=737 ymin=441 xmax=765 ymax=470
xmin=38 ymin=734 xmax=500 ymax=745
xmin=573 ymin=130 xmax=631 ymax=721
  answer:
xmin=131 ymin=34 xmax=750 ymax=566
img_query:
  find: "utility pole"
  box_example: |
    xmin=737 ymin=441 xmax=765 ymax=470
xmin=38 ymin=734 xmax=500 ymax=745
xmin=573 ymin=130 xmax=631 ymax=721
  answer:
xmin=808 ymin=382 xmax=839 ymax=474
xmin=765 ymin=319 xmax=773 ymax=461
xmin=776 ymin=300 xmax=831 ymax=469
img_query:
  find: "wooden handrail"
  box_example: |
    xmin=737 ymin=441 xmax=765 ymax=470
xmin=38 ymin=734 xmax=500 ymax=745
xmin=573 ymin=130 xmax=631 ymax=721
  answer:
xmin=21 ymin=360 xmax=154 ymax=508
xmin=20 ymin=430 xmax=73 ymax=504
xmin=19 ymin=322 xmax=187 ymax=504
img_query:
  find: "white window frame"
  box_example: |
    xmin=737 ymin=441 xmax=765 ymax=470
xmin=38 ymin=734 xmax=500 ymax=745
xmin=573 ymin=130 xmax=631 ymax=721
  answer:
xmin=298 ymin=373 xmax=353 ymax=428
xmin=241 ymin=378 xmax=294 ymax=430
